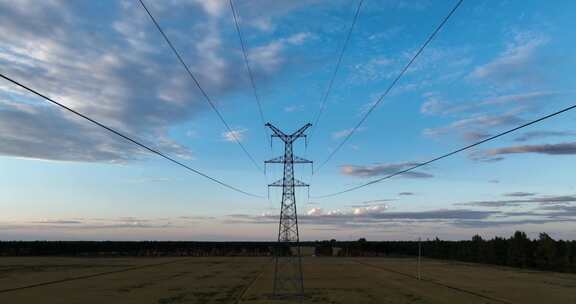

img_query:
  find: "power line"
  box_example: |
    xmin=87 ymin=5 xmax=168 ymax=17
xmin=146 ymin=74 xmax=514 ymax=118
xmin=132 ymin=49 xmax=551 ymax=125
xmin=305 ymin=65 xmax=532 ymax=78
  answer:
xmin=138 ymin=0 xmax=264 ymax=173
xmin=229 ymin=0 xmax=268 ymax=137
xmin=309 ymin=0 xmax=364 ymax=140
xmin=314 ymin=0 xmax=464 ymax=174
xmin=0 ymin=73 xmax=263 ymax=198
xmin=312 ymin=103 xmax=576 ymax=198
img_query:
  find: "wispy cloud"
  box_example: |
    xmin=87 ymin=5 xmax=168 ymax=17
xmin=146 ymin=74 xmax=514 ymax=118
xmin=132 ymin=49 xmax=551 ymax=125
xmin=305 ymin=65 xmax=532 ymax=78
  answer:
xmin=347 ymin=199 xmax=394 ymax=208
xmin=0 ymin=216 xmax=213 ymax=231
xmin=222 ymin=128 xmax=247 ymax=142
xmin=398 ymin=192 xmax=415 ymax=196
xmin=0 ymin=2 xmax=313 ymax=163
xmin=469 ymin=31 xmax=549 ymax=86
xmin=227 ymin=208 xmax=501 ymax=228
xmin=456 ymin=194 xmax=576 ymax=208
xmin=331 ymin=127 xmax=365 ymax=140
xmin=471 ymin=142 xmax=576 ymax=162
xmin=248 ymin=32 xmax=313 ymax=73
xmin=504 ymin=192 xmax=537 ymax=197
xmin=420 ymin=91 xmax=561 ymax=117
xmin=284 ymin=105 xmax=304 ymax=113
xmin=423 ymin=113 xmax=524 ymax=139
xmin=340 ymin=162 xmax=433 ymax=179
xmin=514 ymin=130 xmax=576 ymax=142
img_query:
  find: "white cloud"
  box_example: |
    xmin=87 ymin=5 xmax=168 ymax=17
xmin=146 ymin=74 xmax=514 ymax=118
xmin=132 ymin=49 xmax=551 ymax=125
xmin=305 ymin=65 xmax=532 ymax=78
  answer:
xmin=351 ymin=56 xmax=395 ymax=83
xmin=307 ymin=205 xmax=388 ymax=217
xmin=469 ymin=32 xmax=548 ymax=85
xmin=249 ymin=32 xmax=313 ymax=73
xmin=353 ymin=204 xmax=388 ymax=215
xmin=332 ymin=127 xmax=365 ymax=140
xmin=192 ymin=0 xmax=226 ymax=17
xmin=307 ymin=207 xmax=323 ymax=216
xmin=0 ymin=2 xmax=306 ymax=163
xmin=284 ymin=105 xmax=304 ymax=113
xmin=423 ymin=113 xmax=524 ymax=139
xmin=285 ymin=32 xmax=312 ymax=45
xmin=222 ymin=128 xmax=247 ymax=142
xmin=470 ymin=142 xmax=576 ymax=162
xmin=368 ymin=26 xmax=403 ymax=41
xmin=341 ymin=162 xmax=433 ymax=179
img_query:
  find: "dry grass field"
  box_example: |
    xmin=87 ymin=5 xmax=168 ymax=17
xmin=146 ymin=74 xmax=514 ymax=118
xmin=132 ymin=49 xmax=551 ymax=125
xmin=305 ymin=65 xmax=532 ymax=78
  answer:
xmin=0 ymin=256 xmax=575 ymax=303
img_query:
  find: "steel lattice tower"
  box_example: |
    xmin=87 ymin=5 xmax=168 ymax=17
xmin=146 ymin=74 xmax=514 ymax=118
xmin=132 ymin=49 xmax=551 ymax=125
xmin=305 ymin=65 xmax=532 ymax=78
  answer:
xmin=265 ymin=123 xmax=312 ymax=298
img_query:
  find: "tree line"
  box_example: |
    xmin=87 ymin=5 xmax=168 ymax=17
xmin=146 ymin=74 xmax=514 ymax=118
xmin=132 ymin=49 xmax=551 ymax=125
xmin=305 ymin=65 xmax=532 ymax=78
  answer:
xmin=0 ymin=241 xmax=273 ymax=257
xmin=332 ymin=231 xmax=576 ymax=273
xmin=1 ymin=231 xmax=574 ymax=273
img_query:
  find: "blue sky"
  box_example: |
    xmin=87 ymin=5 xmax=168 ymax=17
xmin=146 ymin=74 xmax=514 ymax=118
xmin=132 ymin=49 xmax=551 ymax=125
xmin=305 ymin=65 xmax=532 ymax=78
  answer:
xmin=1 ymin=0 xmax=576 ymax=241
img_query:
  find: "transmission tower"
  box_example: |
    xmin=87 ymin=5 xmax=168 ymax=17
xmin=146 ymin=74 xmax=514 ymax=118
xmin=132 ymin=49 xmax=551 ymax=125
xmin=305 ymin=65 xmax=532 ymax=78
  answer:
xmin=265 ymin=122 xmax=312 ymax=298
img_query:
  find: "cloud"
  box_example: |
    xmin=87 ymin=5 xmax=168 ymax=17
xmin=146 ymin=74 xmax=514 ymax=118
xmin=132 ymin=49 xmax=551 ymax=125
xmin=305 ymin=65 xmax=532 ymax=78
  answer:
xmin=352 ymin=205 xmax=388 ymax=215
xmin=456 ymin=195 xmax=576 ymax=208
xmin=284 ymin=105 xmax=304 ymax=113
xmin=462 ymin=131 xmax=492 ymax=141
xmin=514 ymin=131 xmax=576 ymax=142
xmin=0 ymin=100 xmax=170 ymax=162
xmin=504 ymin=192 xmax=537 ymax=197
xmin=419 ymin=90 xmax=563 ymax=144
xmin=398 ymin=192 xmax=414 ymax=196
xmin=248 ymin=32 xmax=312 ymax=73
xmin=31 ymin=220 xmax=84 ymax=224
xmin=469 ymin=32 xmax=548 ymax=85
xmin=0 ymin=2 xmax=310 ymax=163
xmin=423 ymin=113 xmax=524 ymax=139
xmin=125 ymin=177 xmax=171 ymax=184
xmin=222 ymin=128 xmax=247 ymax=142
xmin=453 ymin=218 xmax=573 ymax=228
xmin=420 ymin=91 xmax=561 ymax=117
xmin=192 ymin=0 xmax=226 ymax=17
xmin=229 ymin=201 xmax=576 ymax=229
xmin=420 ymin=95 xmax=472 ymax=116
xmin=472 ymin=142 xmax=576 ymax=161
xmin=228 ymin=209 xmax=501 ymax=228
xmin=350 ymin=56 xmax=394 ymax=83
xmin=347 ymin=199 xmax=394 ymax=208
xmin=538 ymin=205 xmax=576 ymax=217
xmin=368 ymin=25 xmax=404 ymax=41
xmin=306 ymin=207 xmax=323 ymax=216
xmin=331 ymin=127 xmax=365 ymax=140
xmin=0 ymin=216 xmax=214 ymax=231
xmin=479 ymin=91 xmax=561 ymax=106
xmin=340 ymin=162 xmax=433 ymax=179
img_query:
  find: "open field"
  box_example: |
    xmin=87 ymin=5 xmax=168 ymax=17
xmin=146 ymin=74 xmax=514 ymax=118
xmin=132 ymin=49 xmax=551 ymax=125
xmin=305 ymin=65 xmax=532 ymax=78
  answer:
xmin=1 ymin=257 xmax=575 ymax=303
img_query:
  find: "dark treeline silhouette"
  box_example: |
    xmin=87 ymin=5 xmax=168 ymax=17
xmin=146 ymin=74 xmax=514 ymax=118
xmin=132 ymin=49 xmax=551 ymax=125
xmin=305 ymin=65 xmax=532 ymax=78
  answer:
xmin=0 ymin=241 xmax=274 ymax=257
xmin=1 ymin=231 xmax=574 ymax=273
xmin=334 ymin=231 xmax=576 ymax=273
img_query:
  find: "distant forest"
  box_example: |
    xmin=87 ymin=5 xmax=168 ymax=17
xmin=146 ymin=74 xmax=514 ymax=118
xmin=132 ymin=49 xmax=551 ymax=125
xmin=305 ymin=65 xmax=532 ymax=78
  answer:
xmin=333 ymin=231 xmax=576 ymax=273
xmin=1 ymin=231 xmax=574 ymax=273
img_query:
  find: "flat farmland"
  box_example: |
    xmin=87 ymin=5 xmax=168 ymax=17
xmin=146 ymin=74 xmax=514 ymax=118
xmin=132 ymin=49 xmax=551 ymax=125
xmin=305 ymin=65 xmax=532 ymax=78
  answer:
xmin=0 ymin=257 xmax=575 ymax=303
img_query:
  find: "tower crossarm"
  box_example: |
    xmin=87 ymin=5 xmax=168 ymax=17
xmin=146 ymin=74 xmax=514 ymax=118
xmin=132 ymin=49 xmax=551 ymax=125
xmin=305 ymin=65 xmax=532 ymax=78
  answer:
xmin=268 ymin=178 xmax=309 ymax=187
xmin=266 ymin=155 xmax=311 ymax=164
xmin=289 ymin=123 xmax=312 ymax=140
xmin=265 ymin=123 xmax=289 ymax=142
xmin=265 ymin=156 xmax=285 ymax=164
xmin=293 ymin=156 xmax=312 ymax=164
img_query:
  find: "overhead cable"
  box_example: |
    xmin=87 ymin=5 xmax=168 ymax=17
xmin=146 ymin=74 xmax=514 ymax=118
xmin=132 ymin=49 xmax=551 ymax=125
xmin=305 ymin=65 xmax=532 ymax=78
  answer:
xmin=313 ymin=103 xmax=576 ymax=198
xmin=315 ymin=0 xmax=464 ymax=174
xmin=139 ymin=0 xmax=264 ymax=173
xmin=0 ymin=73 xmax=264 ymax=198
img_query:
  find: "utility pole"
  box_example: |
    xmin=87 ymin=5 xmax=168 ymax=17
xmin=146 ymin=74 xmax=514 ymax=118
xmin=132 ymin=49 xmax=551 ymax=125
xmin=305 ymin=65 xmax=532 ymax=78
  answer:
xmin=417 ymin=237 xmax=422 ymax=280
xmin=265 ymin=123 xmax=312 ymax=298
